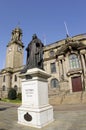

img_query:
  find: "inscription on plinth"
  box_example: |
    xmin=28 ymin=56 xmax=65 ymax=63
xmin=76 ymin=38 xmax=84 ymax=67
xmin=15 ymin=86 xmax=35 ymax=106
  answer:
xmin=22 ymin=82 xmax=35 ymax=106
xmin=25 ymin=89 xmax=34 ymax=97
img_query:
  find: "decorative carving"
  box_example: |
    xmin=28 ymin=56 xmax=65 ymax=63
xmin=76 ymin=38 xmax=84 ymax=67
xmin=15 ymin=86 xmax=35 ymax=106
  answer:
xmin=65 ymin=36 xmax=74 ymax=44
xmin=24 ymin=112 xmax=32 ymax=121
xmin=11 ymin=27 xmax=22 ymax=42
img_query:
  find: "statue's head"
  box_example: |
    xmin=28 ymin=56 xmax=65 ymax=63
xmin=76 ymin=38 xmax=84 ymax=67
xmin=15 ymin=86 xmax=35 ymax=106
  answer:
xmin=32 ymin=34 xmax=37 ymax=40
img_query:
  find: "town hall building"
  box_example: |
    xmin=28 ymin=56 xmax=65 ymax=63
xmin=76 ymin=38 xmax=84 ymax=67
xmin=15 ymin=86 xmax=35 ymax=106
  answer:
xmin=0 ymin=27 xmax=86 ymax=98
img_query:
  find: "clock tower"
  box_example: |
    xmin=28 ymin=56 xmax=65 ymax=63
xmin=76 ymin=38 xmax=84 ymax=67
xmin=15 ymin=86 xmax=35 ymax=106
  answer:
xmin=6 ymin=27 xmax=24 ymax=68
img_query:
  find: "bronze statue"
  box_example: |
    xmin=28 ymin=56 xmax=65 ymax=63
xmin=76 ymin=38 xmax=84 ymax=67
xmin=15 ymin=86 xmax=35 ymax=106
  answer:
xmin=21 ymin=34 xmax=44 ymax=73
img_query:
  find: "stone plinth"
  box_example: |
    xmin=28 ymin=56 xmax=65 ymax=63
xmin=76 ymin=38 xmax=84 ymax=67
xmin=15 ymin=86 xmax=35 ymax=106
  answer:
xmin=18 ymin=68 xmax=54 ymax=128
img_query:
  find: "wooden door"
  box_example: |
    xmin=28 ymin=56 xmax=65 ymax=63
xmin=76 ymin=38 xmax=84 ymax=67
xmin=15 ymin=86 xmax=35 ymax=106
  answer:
xmin=72 ymin=76 xmax=82 ymax=92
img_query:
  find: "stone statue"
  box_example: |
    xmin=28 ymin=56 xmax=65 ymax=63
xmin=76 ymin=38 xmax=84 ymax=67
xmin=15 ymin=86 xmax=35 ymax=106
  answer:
xmin=21 ymin=34 xmax=44 ymax=73
xmin=11 ymin=27 xmax=22 ymax=42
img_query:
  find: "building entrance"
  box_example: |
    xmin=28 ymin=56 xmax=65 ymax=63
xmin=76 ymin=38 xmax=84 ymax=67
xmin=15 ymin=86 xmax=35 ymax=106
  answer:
xmin=72 ymin=76 xmax=82 ymax=92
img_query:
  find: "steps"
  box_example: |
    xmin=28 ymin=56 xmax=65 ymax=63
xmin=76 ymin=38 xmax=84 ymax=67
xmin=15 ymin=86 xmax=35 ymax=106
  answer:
xmin=49 ymin=91 xmax=86 ymax=105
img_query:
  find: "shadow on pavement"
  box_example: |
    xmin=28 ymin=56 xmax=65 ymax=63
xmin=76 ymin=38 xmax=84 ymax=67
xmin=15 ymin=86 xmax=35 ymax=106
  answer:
xmin=0 ymin=105 xmax=17 ymax=111
xmin=0 ymin=108 xmax=7 ymax=111
xmin=0 ymin=129 xmax=6 ymax=130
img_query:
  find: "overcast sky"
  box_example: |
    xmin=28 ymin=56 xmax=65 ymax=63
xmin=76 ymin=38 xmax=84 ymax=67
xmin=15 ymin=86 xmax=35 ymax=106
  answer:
xmin=0 ymin=0 xmax=86 ymax=69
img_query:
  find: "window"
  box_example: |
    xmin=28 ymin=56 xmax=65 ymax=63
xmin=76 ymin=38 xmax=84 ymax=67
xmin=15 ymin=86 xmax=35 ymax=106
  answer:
xmin=3 ymin=75 xmax=5 ymax=82
xmin=14 ymin=85 xmax=18 ymax=91
xmin=69 ymin=54 xmax=80 ymax=69
xmin=2 ymin=85 xmax=6 ymax=91
xmin=51 ymin=79 xmax=59 ymax=88
xmin=14 ymin=75 xmax=17 ymax=82
xmin=50 ymin=62 xmax=56 ymax=73
xmin=50 ymin=50 xmax=54 ymax=57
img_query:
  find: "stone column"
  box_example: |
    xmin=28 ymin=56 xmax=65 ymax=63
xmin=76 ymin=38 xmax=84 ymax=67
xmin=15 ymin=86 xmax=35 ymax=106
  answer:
xmin=58 ymin=60 xmax=62 ymax=80
xmin=81 ymin=54 xmax=85 ymax=75
xmin=84 ymin=53 xmax=86 ymax=88
xmin=85 ymin=53 xmax=86 ymax=67
xmin=62 ymin=59 xmax=66 ymax=79
xmin=80 ymin=54 xmax=86 ymax=90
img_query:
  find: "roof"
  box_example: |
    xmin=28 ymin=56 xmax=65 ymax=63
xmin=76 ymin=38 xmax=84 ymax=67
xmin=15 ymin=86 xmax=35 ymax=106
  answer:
xmin=56 ymin=37 xmax=86 ymax=56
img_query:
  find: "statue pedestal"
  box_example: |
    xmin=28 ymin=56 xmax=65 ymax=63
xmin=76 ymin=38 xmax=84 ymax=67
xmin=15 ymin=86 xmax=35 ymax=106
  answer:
xmin=18 ymin=68 xmax=54 ymax=128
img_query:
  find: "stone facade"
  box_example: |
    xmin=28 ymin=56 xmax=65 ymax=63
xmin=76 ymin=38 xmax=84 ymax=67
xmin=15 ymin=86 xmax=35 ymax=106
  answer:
xmin=44 ymin=35 xmax=86 ymax=96
xmin=0 ymin=27 xmax=86 ymax=98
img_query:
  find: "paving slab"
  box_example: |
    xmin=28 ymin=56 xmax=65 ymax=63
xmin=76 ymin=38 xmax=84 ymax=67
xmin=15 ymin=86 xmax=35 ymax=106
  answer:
xmin=0 ymin=102 xmax=86 ymax=130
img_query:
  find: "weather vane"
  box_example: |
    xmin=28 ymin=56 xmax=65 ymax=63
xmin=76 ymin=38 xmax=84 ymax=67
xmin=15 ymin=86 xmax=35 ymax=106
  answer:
xmin=17 ymin=21 xmax=20 ymax=27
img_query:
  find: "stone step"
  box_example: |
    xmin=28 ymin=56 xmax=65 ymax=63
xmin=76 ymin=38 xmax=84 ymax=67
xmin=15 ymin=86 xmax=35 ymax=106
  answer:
xmin=62 ymin=92 xmax=82 ymax=104
xmin=49 ymin=91 xmax=86 ymax=105
xmin=82 ymin=91 xmax=86 ymax=103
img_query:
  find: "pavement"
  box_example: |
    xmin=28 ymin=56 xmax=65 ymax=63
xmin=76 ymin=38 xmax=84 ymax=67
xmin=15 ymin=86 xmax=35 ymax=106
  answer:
xmin=0 ymin=102 xmax=86 ymax=130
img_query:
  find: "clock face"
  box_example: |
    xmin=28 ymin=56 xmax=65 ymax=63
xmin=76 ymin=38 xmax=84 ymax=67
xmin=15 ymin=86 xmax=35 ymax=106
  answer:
xmin=18 ymin=46 xmax=22 ymax=52
xmin=8 ymin=47 xmax=12 ymax=52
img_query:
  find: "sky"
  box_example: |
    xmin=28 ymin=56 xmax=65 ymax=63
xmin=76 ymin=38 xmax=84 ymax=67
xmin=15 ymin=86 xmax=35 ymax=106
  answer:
xmin=0 ymin=0 xmax=86 ymax=69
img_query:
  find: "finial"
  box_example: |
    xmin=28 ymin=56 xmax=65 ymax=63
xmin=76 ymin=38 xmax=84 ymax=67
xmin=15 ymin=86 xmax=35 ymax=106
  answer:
xmin=16 ymin=21 xmax=20 ymax=28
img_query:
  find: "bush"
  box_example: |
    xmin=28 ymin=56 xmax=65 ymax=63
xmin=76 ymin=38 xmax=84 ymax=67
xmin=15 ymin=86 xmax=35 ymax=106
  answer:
xmin=17 ymin=93 xmax=22 ymax=100
xmin=8 ymin=88 xmax=17 ymax=100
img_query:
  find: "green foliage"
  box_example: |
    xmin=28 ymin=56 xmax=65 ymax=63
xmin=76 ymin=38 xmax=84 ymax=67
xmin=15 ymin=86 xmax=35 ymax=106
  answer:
xmin=8 ymin=88 xmax=17 ymax=100
xmin=17 ymin=93 xmax=22 ymax=100
xmin=1 ymin=98 xmax=21 ymax=103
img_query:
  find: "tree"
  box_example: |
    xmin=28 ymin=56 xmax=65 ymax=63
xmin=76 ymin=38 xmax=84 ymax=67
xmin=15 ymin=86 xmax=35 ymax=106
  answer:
xmin=8 ymin=88 xmax=17 ymax=100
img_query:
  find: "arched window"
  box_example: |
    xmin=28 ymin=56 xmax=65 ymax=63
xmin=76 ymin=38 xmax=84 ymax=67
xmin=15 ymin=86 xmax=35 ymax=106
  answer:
xmin=2 ymin=85 xmax=6 ymax=91
xmin=14 ymin=85 xmax=18 ymax=91
xmin=51 ymin=78 xmax=59 ymax=88
xmin=50 ymin=50 xmax=54 ymax=57
xmin=14 ymin=75 xmax=17 ymax=82
xmin=69 ymin=54 xmax=80 ymax=69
